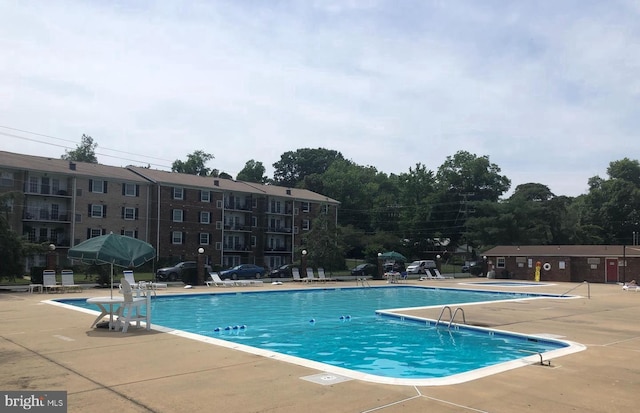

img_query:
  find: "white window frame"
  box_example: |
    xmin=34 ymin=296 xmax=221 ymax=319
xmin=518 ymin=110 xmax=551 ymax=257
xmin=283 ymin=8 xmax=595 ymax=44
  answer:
xmin=91 ymin=204 xmax=104 ymax=218
xmin=123 ymin=230 xmax=136 ymax=238
xmin=496 ymin=257 xmax=506 ymax=268
xmin=199 ymin=233 xmax=210 ymax=245
xmin=124 ymin=207 xmax=136 ymax=220
xmin=200 ymin=211 xmax=210 ymax=224
xmin=91 ymin=179 xmax=105 ymax=193
xmin=173 ymin=187 xmax=184 ymax=200
xmin=172 ymin=231 xmax=183 ymax=244
xmin=90 ymin=228 xmax=102 ymax=238
xmin=302 ymin=219 xmax=310 ymax=230
xmin=124 ymin=183 xmax=137 ymax=197
xmin=301 ymin=202 xmax=310 ymax=213
xmin=200 ymin=190 xmax=211 ymax=202
xmin=173 ymin=209 xmax=184 ymax=222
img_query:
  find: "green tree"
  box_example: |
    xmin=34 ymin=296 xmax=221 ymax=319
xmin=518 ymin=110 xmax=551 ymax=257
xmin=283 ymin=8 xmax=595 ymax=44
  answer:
xmin=302 ymin=211 xmax=344 ymax=271
xmin=236 ymin=160 xmax=267 ymax=183
xmin=272 ymin=148 xmax=344 ymax=188
xmin=0 ymin=192 xmax=24 ymax=280
xmin=61 ymin=134 xmax=98 ymax=163
xmin=172 ymin=150 xmax=215 ymax=176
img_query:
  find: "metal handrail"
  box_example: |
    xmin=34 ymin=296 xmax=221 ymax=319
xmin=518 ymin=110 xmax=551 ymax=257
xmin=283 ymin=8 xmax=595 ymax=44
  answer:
xmin=561 ymin=281 xmax=590 ymax=299
xmin=449 ymin=307 xmax=466 ymax=329
xmin=436 ymin=306 xmax=452 ymax=326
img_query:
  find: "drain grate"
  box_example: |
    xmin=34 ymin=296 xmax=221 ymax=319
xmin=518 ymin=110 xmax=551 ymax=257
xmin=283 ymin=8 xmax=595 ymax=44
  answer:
xmin=300 ymin=372 xmax=353 ymax=385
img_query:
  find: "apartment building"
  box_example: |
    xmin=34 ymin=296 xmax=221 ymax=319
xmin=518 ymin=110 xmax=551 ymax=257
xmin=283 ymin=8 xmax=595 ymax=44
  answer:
xmin=0 ymin=151 xmax=152 ymax=270
xmin=0 ymin=151 xmax=339 ymax=272
xmin=127 ymin=166 xmax=340 ymax=270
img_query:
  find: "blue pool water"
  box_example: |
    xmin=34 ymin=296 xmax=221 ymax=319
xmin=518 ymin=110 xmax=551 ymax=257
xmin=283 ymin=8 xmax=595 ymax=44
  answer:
xmin=57 ymin=286 xmax=572 ymax=383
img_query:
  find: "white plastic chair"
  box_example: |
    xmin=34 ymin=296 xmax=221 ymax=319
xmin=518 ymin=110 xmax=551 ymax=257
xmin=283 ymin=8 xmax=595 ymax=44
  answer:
xmin=116 ymin=278 xmax=150 ymax=333
xmin=206 ymin=272 xmax=237 ymax=287
xmin=61 ymin=269 xmax=81 ymax=292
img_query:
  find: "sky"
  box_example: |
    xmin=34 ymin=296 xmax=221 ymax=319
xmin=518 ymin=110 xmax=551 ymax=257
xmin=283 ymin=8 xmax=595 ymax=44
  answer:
xmin=1 ymin=0 xmax=639 ymax=198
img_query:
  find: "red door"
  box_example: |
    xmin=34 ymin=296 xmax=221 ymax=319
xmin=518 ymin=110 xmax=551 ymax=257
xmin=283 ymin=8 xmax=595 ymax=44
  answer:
xmin=606 ymin=258 xmax=618 ymax=283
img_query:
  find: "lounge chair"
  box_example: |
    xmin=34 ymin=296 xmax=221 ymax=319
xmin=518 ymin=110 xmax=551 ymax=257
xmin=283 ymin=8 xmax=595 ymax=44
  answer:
xmin=61 ymin=269 xmax=82 ymax=292
xmin=115 ymin=278 xmax=150 ymax=333
xmin=292 ymin=267 xmax=303 ymax=282
xmin=206 ymin=272 xmax=237 ymax=287
xmin=622 ymin=282 xmax=639 ymax=291
xmin=304 ymin=268 xmax=317 ymax=282
xmin=317 ymin=268 xmax=334 ymax=282
xmin=43 ymin=270 xmax=62 ymax=293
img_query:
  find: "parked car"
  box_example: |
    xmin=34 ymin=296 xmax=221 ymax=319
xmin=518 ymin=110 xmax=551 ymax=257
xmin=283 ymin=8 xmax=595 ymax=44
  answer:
xmin=156 ymin=261 xmax=211 ymax=282
xmin=269 ymin=264 xmax=294 ymax=278
xmin=351 ymin=263 xmax=377 ymax=277
xmin=219 ymin=264 xmax=266 ymax=280
xmin=406 ymin=260 xmax=436 ymax=274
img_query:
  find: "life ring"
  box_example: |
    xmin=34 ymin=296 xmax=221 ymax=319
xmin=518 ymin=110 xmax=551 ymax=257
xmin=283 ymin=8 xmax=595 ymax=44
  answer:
xmin=542 ymin=262 xmax=551 ymax=271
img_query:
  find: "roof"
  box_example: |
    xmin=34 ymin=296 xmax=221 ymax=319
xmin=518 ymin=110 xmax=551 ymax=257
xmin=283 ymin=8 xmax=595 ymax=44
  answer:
xmin=0 ymin=151 xmax=148 ymax=182
xmin=128 ymin=166 xmax=340 ymax=204
xmin=483 ymin=245 xmax=640 ymax=258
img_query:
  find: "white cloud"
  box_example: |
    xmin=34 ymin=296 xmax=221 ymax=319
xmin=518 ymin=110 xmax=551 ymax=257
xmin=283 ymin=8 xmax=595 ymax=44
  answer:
xmin=1 ymin=0 xmax=639 ymax=196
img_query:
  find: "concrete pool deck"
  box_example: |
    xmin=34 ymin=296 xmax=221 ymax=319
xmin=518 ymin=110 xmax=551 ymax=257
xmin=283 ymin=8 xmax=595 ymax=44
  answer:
xmin=1 ymin=279 xmax=638 ymax=412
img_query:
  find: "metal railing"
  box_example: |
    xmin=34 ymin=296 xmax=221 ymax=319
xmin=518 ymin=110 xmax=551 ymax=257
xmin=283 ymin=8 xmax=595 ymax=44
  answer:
xmin=561 ymin=281 xmax=590 ymax=299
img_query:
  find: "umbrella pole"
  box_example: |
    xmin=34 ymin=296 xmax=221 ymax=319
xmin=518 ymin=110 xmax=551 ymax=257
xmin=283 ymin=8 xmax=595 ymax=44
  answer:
xmin=110 ymin=263 xmax=114 ymax=299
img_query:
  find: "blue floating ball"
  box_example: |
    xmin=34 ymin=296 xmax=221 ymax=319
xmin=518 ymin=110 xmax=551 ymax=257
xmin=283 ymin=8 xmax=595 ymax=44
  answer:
xmin=225 ymin=326 xmax=232 ymax=330
xmin=240 ymin=325 xmax=247 ymax=329
xmin=214 ymin=327 xmax=221 ymax=332
xmin=309 ymin=319 xmax=316 ymax=323
xmin=233 ymin=325 xmax=240 ymax=330
xmin=339 ymin=315 xmax=345 ymax=320
xmin=346 ymin=315 xmax=351 ymax=319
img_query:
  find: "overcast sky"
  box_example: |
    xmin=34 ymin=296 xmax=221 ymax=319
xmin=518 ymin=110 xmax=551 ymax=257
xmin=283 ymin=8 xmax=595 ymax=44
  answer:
xmin=1 ymin=0 xmax=639 ymax=197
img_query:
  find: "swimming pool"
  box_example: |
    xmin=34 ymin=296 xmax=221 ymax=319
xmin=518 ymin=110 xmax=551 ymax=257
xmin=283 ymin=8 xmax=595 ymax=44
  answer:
xmin=53 ymin=286 xmax=584 ymax=386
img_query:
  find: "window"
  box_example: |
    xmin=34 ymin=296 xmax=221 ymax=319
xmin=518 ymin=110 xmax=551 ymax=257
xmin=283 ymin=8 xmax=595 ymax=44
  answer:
xmin=199 ymin=233 xmax=210 ymax=245
xmin=123 ymin=207 xmax=136 ymax=220
xmin=251 ymin=235 xmax=256 ymax=247
xmin=1 ymin=172 xmax=14 ymax=187
xmin=216 ymin=200 xmax=223 ymax=209
xmin=172 ymin=209 xmax=183 ymax=222
xmin=252 ymin=216 xmax=257 ymax=227
xmin=200 ymin=211 xmax=210 ymax=224
xmin=90 ymin=228 xmax=103 ymax=238
xmin=301 ymin=202 xmax=310 ymax=213
xmin=302 ymin=219 xmax=310 ymax=230
xmin=496 ymin=257 xmax=506 ymax=268
xmin=271 ymin=199 xmax=282 ymax=213
xmin=122 ymin=230 xmax=136 ymax=238
xmin=29 ymin=176 xmax=38 ymax=193
xmin=172 ymin=231 xmax=183 ymax=244
xmin=91 ymin=204 xmax=105 ymax=218
xmin=123 ymin=183 xmax=138 ymax=197
xmin=90 ymin=179 xmax=107 ymax=193
xmin=200 ymin=190 xmax=211 ymax=202
xmin=173 ymin=187 xmax=184 ymax=200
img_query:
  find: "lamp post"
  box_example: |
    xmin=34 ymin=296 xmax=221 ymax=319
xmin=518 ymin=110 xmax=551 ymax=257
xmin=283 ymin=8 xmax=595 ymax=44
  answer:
xmin=197 ymin=247 xmax=205 ymax=286
xmin=483 ymin=255 xmax=488 ymax=277
xmin=301 ymin=249 xmax=308 ymax=272
xmin=377 ymin=252 xmax=383 ymax=279
xmin=47 ymin=243 xmax=56 ymax=271
xmin=436 ymin=254 xmax=441 ymax=273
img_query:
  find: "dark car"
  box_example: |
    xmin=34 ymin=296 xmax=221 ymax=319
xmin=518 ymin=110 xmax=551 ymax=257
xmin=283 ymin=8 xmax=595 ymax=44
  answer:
xmin=269 ymin=264 xmax=294 ymax=278
xmin=156 ymin=261 xmax=212 ymax=282
xmin=351 ymin=263 xmax=377 ymax=277
xmin=219 ymin=264 xmax=266 ymax=280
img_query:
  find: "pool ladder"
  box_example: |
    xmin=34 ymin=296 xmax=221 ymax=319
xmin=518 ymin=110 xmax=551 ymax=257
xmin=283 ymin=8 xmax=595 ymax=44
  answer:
xmin=435 ymin=306 xmax=467 ymax=330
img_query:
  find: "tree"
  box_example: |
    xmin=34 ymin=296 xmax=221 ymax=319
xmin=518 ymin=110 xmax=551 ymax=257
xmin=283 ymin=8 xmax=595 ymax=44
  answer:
xmin=302 ymin=212 xmax=345 ymax=271
xmin=236 ymin=160 xmax=268 ymax=183
xmin=0 ymin=192 xmax=24 ymax=280
xmin=61 ymin=134 xmax=98 ymax=163
xmin=172 ymin=150 xmax=215 ymax=176
xmin=272 ymin=148 xmax=344 ymax=188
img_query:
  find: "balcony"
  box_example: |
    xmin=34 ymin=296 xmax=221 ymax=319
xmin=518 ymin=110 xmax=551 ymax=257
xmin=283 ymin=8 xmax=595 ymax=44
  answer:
xmin=266 ymin=227 xmax=292 ymax=234
xmin=223 ymin=224 xmax=251 ymax=232
xmin=223 ymin=244 xmax=252 ymax=252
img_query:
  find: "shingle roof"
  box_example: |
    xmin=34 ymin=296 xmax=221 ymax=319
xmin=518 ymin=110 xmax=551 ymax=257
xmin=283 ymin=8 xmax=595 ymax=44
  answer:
xmin=483 ymin=245 xmax=640 ymax=258
xmin=127 ymin=166 xmax=340 ymax=204
xmin=0 ymin=151 xmax=148 ymax=182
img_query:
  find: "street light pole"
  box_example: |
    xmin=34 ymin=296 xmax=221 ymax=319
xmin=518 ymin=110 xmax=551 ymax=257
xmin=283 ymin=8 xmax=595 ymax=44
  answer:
xmin=301 ymin=249 xmax=308 ymax=272
xmin=197 ymin=247 xmax=205 ymax=285
xmin=48 ymin=243 xmax=56 ymax=271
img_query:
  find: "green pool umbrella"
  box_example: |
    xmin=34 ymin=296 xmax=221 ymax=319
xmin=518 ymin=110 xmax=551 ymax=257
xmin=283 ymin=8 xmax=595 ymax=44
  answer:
xmin=379 ymin=251 xmax=407 ymax=262
xmin=67 ymin=232 xmax=156 ymax=298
